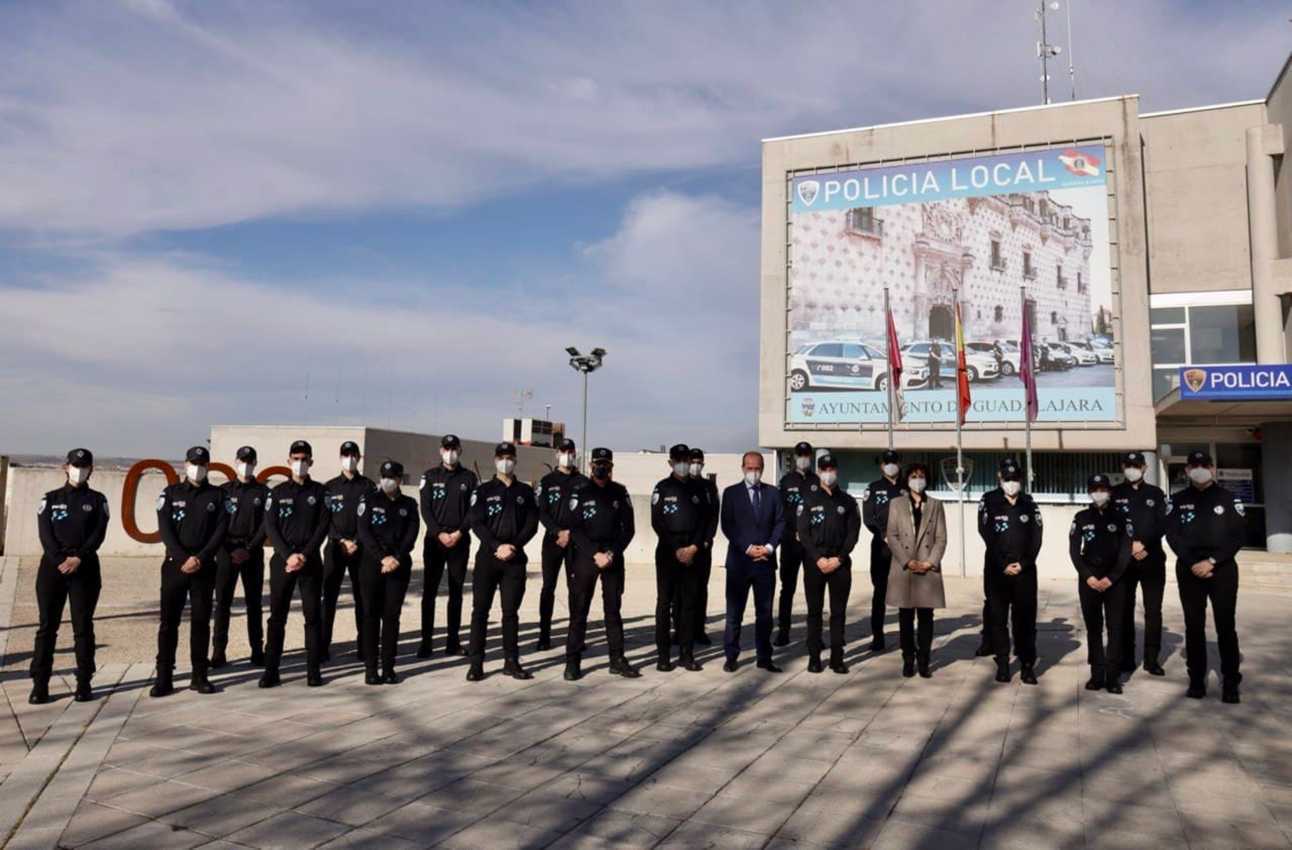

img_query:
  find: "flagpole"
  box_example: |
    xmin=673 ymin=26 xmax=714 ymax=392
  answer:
xmin=1022 ymin=285 xmax=1033 ymax=491
xmin=884 ymin=286 xmax=895 ymax=451
xmin=954 ymin=286 xmax=966 ymax=578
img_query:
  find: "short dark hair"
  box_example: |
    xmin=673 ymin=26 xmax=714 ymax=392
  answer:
xmin=741 ymin=451 xmax=764 ymax=468
xmin=903 ymin=462 xmax=931 ymax=484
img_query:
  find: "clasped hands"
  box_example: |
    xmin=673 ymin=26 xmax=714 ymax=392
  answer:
xmin=57 ymin=555 xmax=82 ymax=575
xmin=905 ymin=559 xmax=935 ymax=574
xmin=816 ymin=556 xmax=843 ymax=574
xmin=745 ymin=544 xmax=771 ymax=562
xmin=1190 ymin=559 xmax=1215 ymax=579
xmin=1085 ymin=575 xmax=1113 ymax=592
xmin=437 ymin=530 xmax=463 ymax=548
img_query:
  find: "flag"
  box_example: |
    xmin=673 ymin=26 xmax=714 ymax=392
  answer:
xmin=1020 ymin=299 xmax=1039 ymax=422
xmin=885 ymin=298 xmax=903 ymax=421
xmin=954 ymin=299 xmax=971 ymax=426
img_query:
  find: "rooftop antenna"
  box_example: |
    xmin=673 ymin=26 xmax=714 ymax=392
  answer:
xmin=1034 ymin=0 xmax=1062 ymax=104
xmin=1065 ymin=0 xmax=1077 ymax=100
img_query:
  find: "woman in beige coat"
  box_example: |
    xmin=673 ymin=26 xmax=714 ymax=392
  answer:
xmin=885 ymin=463 xmax=948 ymax=678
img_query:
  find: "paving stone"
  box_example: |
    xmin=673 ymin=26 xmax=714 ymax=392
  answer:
xmin=225 ymin=810 xmax=351 ymax=849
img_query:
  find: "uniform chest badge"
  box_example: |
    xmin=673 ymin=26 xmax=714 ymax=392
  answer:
xmin=82 ymin=503 xmax=93 ymax=512
xmin=399 ymin=508 xmax=408 ymax=517
xmin=1146 ymin=499 xmax=1155 ymax=507
xmin=836 ymin=505 xmax=846 ymax=514
xmin=517 ymin=495 xmax=525 ymax=505
xmin=254 ymin=497 xmax=262 ymax=506
xmin=207 ymin=502 xmax=216 ymax=512
xmin=307 ymin=495 xmax=317 ymax=505
xmin=1019 ymin=514 xmax=1029 ymax=523
xmin=1213 ymin=505 xmax=1225 ymax=515
xmin=460 ymin=483 xmax=468 ymax=491
xmin=612 ymin=500 xmax=619 ymax=509
xmin=1107 ymin=523 xmax=1117 ymax=532
xmin=691 ymin=495 xmax=699 ymax=504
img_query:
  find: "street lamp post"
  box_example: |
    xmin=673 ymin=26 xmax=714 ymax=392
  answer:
xmin=566 ymin=347 xmax=606 ymax=474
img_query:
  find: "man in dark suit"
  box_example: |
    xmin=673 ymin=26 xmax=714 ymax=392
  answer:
xmin=720 ymin=452 xmax=786 ymax=672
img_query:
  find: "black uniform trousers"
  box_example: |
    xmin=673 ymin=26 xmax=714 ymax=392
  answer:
xmin=1176 ymin=559 xmax=1241 ymax=685
xmin=31 ymin=555 xmax=102 ymax=681
xmin=359 ymin=559 xmax=412 ymax=674
xmin=870 ymin=540 xmax=890 ymax=638
xmin=777 ymin=539 xmax=804 ymax=635
xmin=898 ymin=607 xmax=933 ymax=662
xmin=538 ymin=534 xmax=575 ymax=643
xmin=979 ymin=565 xmax=991 ymax=646
xmin=421 ymin=537 xmax=471 ymax=649
xmin=804 ymin=561 xmax=852 ymax=659
xmin=987 ymin=568 xmax=1037 ymax=665
xmin=567 ymin=557 xmax=626 ymax=660
xmin=322 ymin=539 xmax=364 ymax=656
xmin=265 ymin=554 xmax=323 ymax=673
xmin=655 ymin=546 xmax=700 ymax=661
xmin=1078 ymin=580 xmax=1126 ymax=676
xmin=1120 ymin=554 xmax=1166 ymax=666
xmin=157 ymin=557 xmax=216 ymax=674
xmin=213 ymin=542 xmax=264 ymax=655
xmin=468 ymin=553 xmax=527 ymax=662
xmin=671 ymin=548 xmax=713 ymax=640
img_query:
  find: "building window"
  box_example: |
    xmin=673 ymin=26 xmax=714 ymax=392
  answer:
xmin=1148 ymin=295 xmax=1257 ymax=402
xmin=1056 ymin=264 xmax=1067 ymax=290
xmin=1022 ymin=251 xmax=1035 ymax=280
xmin=990 ymin=240 xmax=1005 ymax=271
xmin=1076 ymin=272 xmax=1085 ymax=294
xmin=846 ymin=207 xmax=883 ymax=238
xmin=1189 ymin=304 xmax=1256 ymax=363
xmin=993 ymin=305 xmax=1004 ymax=323
xmin=1050 ymin=310 xmax=1058 ymax=325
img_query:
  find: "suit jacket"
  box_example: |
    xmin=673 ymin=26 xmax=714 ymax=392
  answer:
xmin=884 ymin=494 xmax=948 ymax=609
xmin=721 ymin=481 xmax=785 ymax=571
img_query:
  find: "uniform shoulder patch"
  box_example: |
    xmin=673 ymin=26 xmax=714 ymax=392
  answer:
xmin=569 ymin=496 xmax=579 ymax=511
xmin=861 ymin=490 xmax=870 ymax=502
xmin=651 ymin=490 xmax=660 ymax=505
xmin=37 ymin=498 xmax=46 ymax=516
xmin=156 ymin=494 xmax=166 ymax=511
xmin=470 ymin=491 xmax=478 ymax=507
xmin=419 ymin=475 xmax=427 ymax=491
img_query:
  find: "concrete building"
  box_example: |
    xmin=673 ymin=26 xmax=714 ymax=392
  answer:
xmin=761 ymin=54 xmax=1292 ymax=553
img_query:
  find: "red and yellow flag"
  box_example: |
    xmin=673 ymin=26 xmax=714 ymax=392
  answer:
xmin=954 ymin=300 xmax=971 ymax=426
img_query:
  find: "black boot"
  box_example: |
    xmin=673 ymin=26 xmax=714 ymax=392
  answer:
xmin=382 ymin=668 xmax=401 ymax=685
xmin=1020 ymin=664 xmax=1038 ymax=685
xmin=975 ymin=639 xmax=994 ymax=658
xmin=681 ymin=657 xmax=703 ymax=672
xmin=250 ymin=646 xmax=266 ymax=667
xmin=995 ymin=660 xmax=1011 ymax=683
xmin=306 ymin=668 xmax=324 ymax=687
xmin=807 ymin=653 xmax=824 ymax=674
xmin=609 ymin=656 xmax=640 ymax=678
xmin=1186 ymin=680 xmax=1206 ymax=699
xmin=536 ymin=632 xmax=553 ymax=652
xmin=28 ymin=678 xmax=51 ymax=705
xmin=773 ymin=628 xmax=790 ymax=647
xmin=74 ymin=676 xmax=95 ymax=702
xmin=503 ymin=658 xmax=533 ymax=680
xmin=1144 ymin=657 xmax=1165 ymax=676
xmin=1222 ymin=675 xmax=1241 ymax=704
xmin=150 ymin=669 xmax=174 ymax=698
xmin=210 ymin=647 xmax=228 ymax=669
xmin=564 ymin=657 xmax=582 ymax=682
xmin=445 ymin=640 xmax=467 ymax=657
xmin=258 ymin=669 xmax=281 ymax=688
xmin=870 ymin=635 xmax=885 ymax=653
xmin=656 ymin=657 xmax=675 ymax=672
xmin=190 ymin=670 xmax=217 ymax=695
xmin=902 ymin=657 xmax=916 ymax=678
xmin=365 ymin=668 xmax=382 ymax=686
xmin=1105 ymin=672 xmax=1123 ymax=695
xmin=1085 ymin=672 xmax=1104 ymax=691
xmin=917 ymin=654 xmax=932 ymax=679
xmin=829 ymin=651 xmax=849 ymax=675
xmin=466 ymin=662 xmax=485 ymax=682
xmin=417 ymin=640 xmax=434 ymax=659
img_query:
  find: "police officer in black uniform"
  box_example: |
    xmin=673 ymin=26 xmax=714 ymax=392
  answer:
xmin=775 ymin=441 xmax=818 ymax=646
xmin=356 ymin=461 xmax=420 ymax=686
xmin=261 ymin=440 xmax=331 ymax=688
xmin=565 ymin=448 xmax=639 ymax=681
xmin=1111 ymin=451 xmax=1168 ymax=676
xmin=212 ymin=445 xmax=269 ymax=669
xmin=1070 ymin=474 xmax=1131 ymax=694
xmin=796 ymin=452 xmax=861 ymax=674
xmin=1166 ymin=450 xmax=1246 ymax=703
xmin=153 ymin=446 xmax=228 ymax=697
xmin=322 ymin=441 xmax=374 ymax=663
xmin=30 ymin=448 xmax=109 ymax=704
xmin=466 ymin=442 xmax=540 ymax=681
xmin=650 ymin=444 xmax=712 ymax=672
xmin=684 ymin=447 xmax=720 ymax=646
xmin=862 ymin=449 xmax=905 ymax=652
xmin=418 ymin=434 xmax=478 ymax=658
xmin=535 ymin=438 xmax=588 ymax=651
xmin=979 ymin=458 xmax=1042 ymax=685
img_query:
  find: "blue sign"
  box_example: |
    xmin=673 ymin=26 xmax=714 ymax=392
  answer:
xmin=1178 ymin=365 xmax=1292 ymax=400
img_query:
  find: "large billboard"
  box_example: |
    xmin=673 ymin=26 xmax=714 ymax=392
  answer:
xmin=785 ymin=144 xmax=1116 ymax=426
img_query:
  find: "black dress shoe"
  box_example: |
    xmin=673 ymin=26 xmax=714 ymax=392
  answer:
xmin=1085 ymin=675 xmax=1104 ymax=690
xmin=723 ymin=659 xmax=738 ymax=673
xmin=1221 ymin=687 xmax=1240 ymax=704
xmin=416 ymin=642 xmax=434 ymax=659
xmin=190 ymin=674 xmax=217 ymax=695
xmin=466 ymin=664 xmax=484 ymax=682
xmin=609 ymin=657 xmax=640 ymax=678
xmin=535 ymin=637 xmax=552 ymax=652
xmin=656 ymin=659 xmax=675 ymax=673
xmin=870 ymin=637 xmax=885 ymax=653
xmin=258 ymin=670 xmax=281 ymax=688
xmin=975 ymin=641 xmax=994 ymax=658
xmin=695 ymin=633 xmax=712 ymax=646
xmin=74 ymin=678 xmax=95 ymax=702
xmin=564 ymin=659 xmax=582 ymax=681
xmin=365 ymin=671 xmax=382 ymax=685
xmin=306 ymin=670 xmax=324 ymax=687
xmin=250 ymin=648 xmax=266 ymax=667
xmin=503 ymin=660 xmax=533 ymax=680
xmin=995 ymin=665 xmax=1011 ymax=683
xmin=829 ymin=660 xmax=849 ymax=675
xmin=1105 ymin=677 xmax=1123 ymax=695
xmin=917 ymin=660 xmax=932 ymax=679
xmin=28 ymin=681 xmax=50 ymax=705
xmin=807 ymin=656 xmax=824 ymax=674
xmin=756 ymin=659 xmax=782 ymax=673
xmin=773 ymin=631 xmax=790 ymax=647
xmin=1144 ymin=660 xmax=1165 ymax=676
xmin=1186 ymin=682 xmax=1206 ymax=699
xmin=1020 ymin=665 xmax=1038 ymax=685
xmin=446 ymin=644 xmax=468 ymax=657
xmin=150 ymin=672 xmax=174 ymax=698
xmin=902 ymin=658 xmax=916 ymax=678
xmin=681 ymin=659 xmax=703 ymax=672
xmin=382 ymin=670 xmax=401 ymax=685
xmin=210 ymin=649 xmax=228 ymax=669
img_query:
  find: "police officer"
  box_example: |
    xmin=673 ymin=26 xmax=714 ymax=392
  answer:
xmin=153 ymin=446 xmax=227 ymax=697
xmin=650 ymin=444 xmax=712 ymax=672
xmin=356 ymin=461 xmax=419 ymax=686
xmin=30 ymin=449 xmax=109 ymax=704
xmin=212 ymin=445 xmax=269 ymax=669
xmin=1111 ymin=451 xmax=1168 ymax=676
xmin=1070 ymin=474 xmax=1131 ymax=694
xmin=322 ymin=441 xmax=374 ymax=663
xmin=418 ymin=434 xmax=477 ymax=657
xmin=565 ymin=448 xmax=639 ymax=681
xmin=535 ymin=438 xmax=588 ymax=651
xmin=862 ymin=449 xmax=905 ymax=652
xmin=684 ymin=447 xmax=720 ymax=646
xmin=261 ymin=440 xmax=331 ymax=688
xmin=979 ymin=458 xmax=1042 ymax=685
xmin=796 ymin=453 xmax=860 ymax=674
xmin=466 ymin=442 xmax=540 ymax=681
xmin=775 ymin=441 xmax=818 ymax=646
xmin=1165 ymin=450 xmax=1246 ymax=703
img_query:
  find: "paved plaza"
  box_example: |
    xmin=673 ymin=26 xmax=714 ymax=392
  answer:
xmin=2 ymin=554 xmax=1291 ymax=849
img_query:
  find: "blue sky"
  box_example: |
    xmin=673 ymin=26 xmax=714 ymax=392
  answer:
xmin=0 ymin=0 xmax=1287 ymax=458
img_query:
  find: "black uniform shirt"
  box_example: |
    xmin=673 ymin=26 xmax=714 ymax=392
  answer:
xmin=1111 ymin=481 xmax=1168 ymax=552
xmin=356 ymin=491 xmax=420 ymax=562
xmin=977 ymin=488 xmax=1043 ymax=569
xmin=37 ymin=484 xmax=110 ymax=560
xmin=863 ymin=476 xmax=906 ymax=549
xmin=1069 ymin=504 xmax=1132 ymax=582
xmin=693 ymin=475 xmax=720 ymax=545
xmin=778 ymin=469 xmax=819 ymax=543
xmin=222 ymin=478 xmax=269 ymax=546
xmin=469 ymin=477 xmax=540 ymax=559
xmin=1165 ymin=483 xmax=1246 ymax=567
xmin=419 ymin=465 xmax=478 ymax=537
xmin=264 ymin=478 xmax=331 ymax=559
xmin=537 ymin=468 xmax=589 ymax=534
xmin=157 ymin=480 xmax=228 ymax=563
xmin=796 ymin=483 xmax=862 ymax=567
xmin=650 ymin=475 xmax=712 ymax=550
xmin=325 ymin=473 xmax=375 ymax=541
xmin=569 ymin=480 xmax=635 ymax=559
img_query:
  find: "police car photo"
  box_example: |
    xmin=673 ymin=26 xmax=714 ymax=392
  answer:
xmin=788 ymin=340 xmax=928 ymax=392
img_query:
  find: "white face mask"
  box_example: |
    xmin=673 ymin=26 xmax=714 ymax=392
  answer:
xmin=557 ymin=452 xmax=574 ymax=469
xmin=819 ymin=470 xmax=838 ymax=487
xmin=882 ymin=463 xmax=900 ymax=478
xmin=672 ymin=461 xmax=690 ymax=477
xmin=795 ymin=456 xmax=812 ymax=472
xmin=908 ymin=477 xmax=927 ymax=494
xmin=496 ymin=458 xmax=515 ymax=476
xmin=341 ymin=456 xmax=359 ymax=473
xmin=1188 ymin=466 xmax=1213 ymax=485
xmin=186 ymin=463 xmax=208 ymax=483
xmin=442 ymin=450 xmax=459 ymax=466
xmin=67 ymin=466 xmax=90 ymax=486
xmin=291 ymin=459 xmax=311 ymax=478
xmin=236 ymin=462 xmax=255 ymax=481
xmin=743 ymin=470 xmax=762 ymax=487
xmin=689 ymin=463 xmax=704 ymax=477
xmin=1001 ymin=480 xmax=1021 ymax=497
xmin=1091 ymin=491 xmax=1110 ymax=507
xmin=1122 ymin=467 xmax=1143 ymax=483
xmin=380 ymin=477 xmax=400 ymax=494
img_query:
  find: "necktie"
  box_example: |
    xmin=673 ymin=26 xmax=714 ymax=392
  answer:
xmin=751 ymin=486 xmax=760 ymax=512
